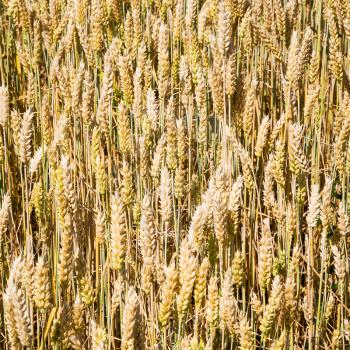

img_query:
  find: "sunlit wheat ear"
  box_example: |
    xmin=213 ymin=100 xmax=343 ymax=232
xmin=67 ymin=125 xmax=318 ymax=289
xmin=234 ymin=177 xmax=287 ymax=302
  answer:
xmin=117 ymin=102 xmax=132 ymax=157
xmin=194 ymin=257 xmax=210 ymax=313
xmin=289 ymin=123 xmax=309 ymax=175
xmin=111 ymin=276 xmax=123 ymax=316
xmin=0 ymin=86 xmax=9 ymax=126
xmin=59 ymin=213 xmax=74 ymax=287
xmin=95 ymin=155 xmax=107 ymax=195
xmin=288 ymin=26 xmax=313 ymax=90
xmin=308 ymin=49 xmax=319 ymax=83
xmin=205 ymin=275 xmax=219 ymax=332
xmin=23 ymin=252 xmax=35 ymax=302
xmin=82 ymin=71 xmax=94 ymax=127
xmin=337 ymin=202 xmax=349 ymax=237
xmin=238 ymin=146 xmax=254 ymax=191
xmin=177 ymin=238 xmax=197 ymax=321
xmin=159 ymin=167 xmax=172 ymax=227
xmin=271 ymin=139 xmax=285 ymax=186
xmin=283 ymin=273 xmax=296 ymax=316
xmin=228 ymin=175 xmax=243 ymax=233
xmin=284 ymin=32 xmax=299 ymax=98
xmin=34 ymin=256 xmax=51 ymax=310
xmin=264 ymin=165 xmax=279 ymax=221
xmin=251 ymin=21 xmax=282 ymax=60
xmin=239 ymin=313 xmax=254 ymax=350
xmin=150 ymin=136 xmax=165 ymax=186
xmin=121 ymin=287 xmax=138 ymax=350
xmin=259 ymin=276 xmax=284 ymax=340
xmin=286 ymin=1 xmax=298 ymax=27
xmin=159 ymin=259 xmax=178 ymax=327
xmin=303 ymin=85 xmax=320 ymax=123
xmin=3 ymin=288 xmax=19 ymax=349
xmin=10 ymin=109 xmax=21 ymax=155
xmin=71 ymin=62 xmax=85 ymax=118
xmin=7 ymin=261 xmax=32 ymax=347
xmin=61 ymin=155 xmax=77 ymax=216
xmin=195 ymin=69 xmax=208 ymax=146
xmin=258 ymin=219 xmax=274 ymax=291
xmin=133 ymin=73 xmax=143 ymax=136
xmin=220 ymin=267 xmax=236 ymax=335
xmin=96 ymin=63 xmax=113 ymax=133
xmin=324 ymin=292 xmax=335 ymax=325
xmin=255 ymin=115 xmax=270 ymax=158
xmin=306 ymin=184 xmax=321 ymax=231
xmin=327 ymin=6 xmax=343 ymax=80
xmin=121 ymin=160 xmax=134 ymax=207
xmin=274 ymin=0 xmax=286 ymax=39
xmin=213 ymin=167 xmax=230 ymax=246
xmin=0 ymin=193 xmax=11 ymax=242
xmin=95 ymin=208 xmax=105 ymax=244
xmin=110 ymin=191 xmax=127 ymax=271
xmin=179 ymin=335 xmax=193 ymax=350
xmin=217 ymin=1 xmax=231 ymax=60
xmin=225 ymin=52 xmax=237 ymax=97
xmin=320 ymin=177 xmax=333 ymax=229
xmin=270 ymin=330 xmax=287 ymax=350
xmin=251 ymin=292 xmax=263 ymax=318
xmin=118 ymin=54 xmax=134 ymax=105
xmin=269 ymin=114 xmax=286 ymax=150
xmin=140 ymin=194 xmax=156 ymax=293
xmin=91 ymin=126 xmax=101 ymax=172
xmin=188 ymin=203 xmax=209 ymax=250
xmin=19 ymin=109 xmax=33 ymax=164
xmin=146 ymin=88 xmax=158 ymax=132
xmin=166 ymin=99 xmax=177 ymax=171
xmin=176 ymin=117 xmax=187 ymax=166
xmin=123 ymin=11 xmax=133 ymax=55
xmin=79 ymin=273 xmax=95 ymax=306
xmin=331 ymin=328 xmax=341 ymax=349
xmin=157 ymin=22 xmax=169 ymax=98
xmin=208 ymin=62 xmax=224 ymax=120
xmin=91 ymin=319 xmax=106 ymax=350
xmin=232 ymin=250 xmax=244 ymax=287
xmin=30 ymin=145 xmax=46 ymax=174
xmin=72 ymin=294 xmax=85 ymax=336
xmin=55 ymin=165 xmax=67 ymax=226
xmin=174 ymin=162 xmax=187 ymax=201
xmin=238 ymin=10 xmax=253 ymax=52
xmin=331 ymin=245 xmax=346 ymax=295
xmin=3 ymin=258 xmax=24 ymax=348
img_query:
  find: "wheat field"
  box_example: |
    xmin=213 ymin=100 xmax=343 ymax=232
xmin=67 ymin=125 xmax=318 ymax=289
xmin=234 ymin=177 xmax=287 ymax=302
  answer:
xmin=0 ymin=0 xmax=349 ymax=349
